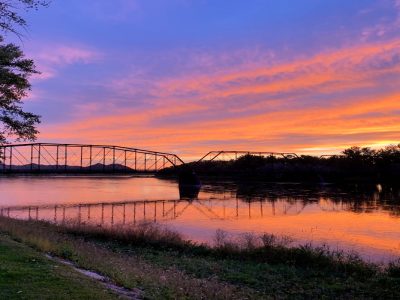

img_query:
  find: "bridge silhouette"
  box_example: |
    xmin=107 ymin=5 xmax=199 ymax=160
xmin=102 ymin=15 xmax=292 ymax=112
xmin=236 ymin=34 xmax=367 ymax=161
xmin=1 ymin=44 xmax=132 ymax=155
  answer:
xmin=0 ymin=143 xmax=184 ymax=173
xmin=0 ymin=143 xmax=298 ymax=174
xmin=198 ymin=150 xmax=298 ymax=162
xmin=0 ymin=198 xmax=326 ymax=226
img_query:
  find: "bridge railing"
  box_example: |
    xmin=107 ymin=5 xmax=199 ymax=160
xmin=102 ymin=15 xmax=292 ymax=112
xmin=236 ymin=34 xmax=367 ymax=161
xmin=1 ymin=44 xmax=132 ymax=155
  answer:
xmin=197 ymin=150 xmax=298 ymax=162
xmin=0 ymin=143 xmax=184 ymax=173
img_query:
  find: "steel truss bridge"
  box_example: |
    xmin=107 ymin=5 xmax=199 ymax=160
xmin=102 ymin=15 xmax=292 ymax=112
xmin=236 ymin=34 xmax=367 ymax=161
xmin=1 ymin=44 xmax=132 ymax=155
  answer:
xmin=0 ymin=143 xmax=302 ymax=174
xmin=0 ymin=143 xmax=184 ymax=173
xmin=198 ymin=150 xmax=298 ymax=162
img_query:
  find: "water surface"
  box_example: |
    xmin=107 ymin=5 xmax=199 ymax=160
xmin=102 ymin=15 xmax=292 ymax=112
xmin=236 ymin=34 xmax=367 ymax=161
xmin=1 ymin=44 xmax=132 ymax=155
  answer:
xmin=1 ymin=176 xmax=399 ymax=262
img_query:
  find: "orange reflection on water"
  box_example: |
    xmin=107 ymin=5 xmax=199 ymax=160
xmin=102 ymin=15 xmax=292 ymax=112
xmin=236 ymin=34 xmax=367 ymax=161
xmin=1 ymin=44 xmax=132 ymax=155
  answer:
xmin=0 ymin=176 xmax=180 ymax=206
xmin=160 ymin=199 xmax=400 ymax=261
xmin=1 ymin=177 xmax=399 ymax=262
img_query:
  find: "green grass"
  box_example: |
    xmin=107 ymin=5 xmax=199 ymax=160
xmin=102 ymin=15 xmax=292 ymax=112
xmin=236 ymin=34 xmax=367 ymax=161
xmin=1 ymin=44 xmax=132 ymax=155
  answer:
xmin=0 ymin=234 xmax=120 ymax=300
xmin=108 ymin=242 xmax=400 ymax=299
xmin=1 ymin=217 xmax=400 ymax=299
xmin=0 ymin=218 xmax=255 ymax=299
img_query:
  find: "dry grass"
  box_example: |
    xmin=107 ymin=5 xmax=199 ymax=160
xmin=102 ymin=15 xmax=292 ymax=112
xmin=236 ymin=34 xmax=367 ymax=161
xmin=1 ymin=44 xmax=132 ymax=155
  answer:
xmin=1 ymin=217 xmax=400 ymax=298
xmin=61 ymin=220 xmax=189 ymax=249
xmin=214 ymin=230 xmax=293 ymax=250
xmin=59 ymin=221 xmax=380 ymax=278
xmin=0 ymin=217 xmax=259 ymax=299
xmin=210 ymin=229 xmax=380 ymax=279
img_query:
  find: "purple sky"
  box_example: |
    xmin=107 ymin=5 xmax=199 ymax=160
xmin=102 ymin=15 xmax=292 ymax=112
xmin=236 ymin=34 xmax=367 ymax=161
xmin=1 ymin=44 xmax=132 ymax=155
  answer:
xmin=9 ymin=0 xmax=400 ymax=158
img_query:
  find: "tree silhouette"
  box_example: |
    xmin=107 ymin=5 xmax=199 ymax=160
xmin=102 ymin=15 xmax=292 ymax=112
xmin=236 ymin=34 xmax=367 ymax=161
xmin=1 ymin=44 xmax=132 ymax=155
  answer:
xmin=0 ymin=1 xmax=49 ymax=37
xmin=0 ymin=36 xmax=39 ymax=143
xmin=0 ymin=0 xmax=48 ymax=144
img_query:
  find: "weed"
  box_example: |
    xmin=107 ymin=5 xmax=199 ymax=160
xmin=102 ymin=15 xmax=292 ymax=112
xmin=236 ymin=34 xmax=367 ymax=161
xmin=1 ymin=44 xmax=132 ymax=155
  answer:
xmin=1 ymin=217 xmax=399 ymax=299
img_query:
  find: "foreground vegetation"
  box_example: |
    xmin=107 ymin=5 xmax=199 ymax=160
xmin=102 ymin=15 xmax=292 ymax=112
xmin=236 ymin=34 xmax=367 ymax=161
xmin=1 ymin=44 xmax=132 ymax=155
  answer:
xmin=0 ymin=234 xmax=120 ymax=299
xmin=1 ymin=217 xmax=400 ymax=299
xmin=160 ymin=145 xmax=400 ymax=183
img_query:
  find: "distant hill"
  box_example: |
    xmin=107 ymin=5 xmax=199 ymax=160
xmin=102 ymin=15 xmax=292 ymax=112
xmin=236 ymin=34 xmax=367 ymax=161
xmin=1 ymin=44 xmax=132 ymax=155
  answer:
xmin=0 ymin=163 xmax=142 ymax=173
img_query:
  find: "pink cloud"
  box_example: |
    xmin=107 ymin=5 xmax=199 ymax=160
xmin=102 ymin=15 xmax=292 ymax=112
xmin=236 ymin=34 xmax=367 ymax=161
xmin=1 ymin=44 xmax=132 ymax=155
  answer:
xmin=37 ymin=46 xmax=101 ymax=65
xmin=31 ymin=65 xmax=56 ymax=81
xmin=107 ymin=38 xmax=400 ymax=112
xmin=360 ymin=1 xmax=400 ymax=41
xmin=35 ymin=38 xmax=400 ymax=158
xmin=28 ymin=43 xmax=101 ymax=81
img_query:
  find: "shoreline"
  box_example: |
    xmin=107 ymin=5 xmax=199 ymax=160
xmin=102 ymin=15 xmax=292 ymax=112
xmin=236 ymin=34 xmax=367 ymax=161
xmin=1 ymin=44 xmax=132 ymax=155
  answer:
xmin=0 ymin=233 xmax=121 ymax=299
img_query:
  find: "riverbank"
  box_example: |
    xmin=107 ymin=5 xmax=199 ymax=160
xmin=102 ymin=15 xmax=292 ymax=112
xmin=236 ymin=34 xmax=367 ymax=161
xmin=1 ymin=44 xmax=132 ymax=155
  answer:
xmin=1 ymin=217 xmax=399 ymax=299
xmin=0 ymin=233 xmax=122 ymax=299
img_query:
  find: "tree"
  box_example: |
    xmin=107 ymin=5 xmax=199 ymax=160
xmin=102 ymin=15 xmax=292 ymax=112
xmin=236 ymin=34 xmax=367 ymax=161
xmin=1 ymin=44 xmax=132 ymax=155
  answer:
xmin=0 ymin=36 xmax=39 ymax=143
xmin=0 ymin=1 xmax=49 ymax=36
xmin=0 ymin=0 xmax=48 ymax=144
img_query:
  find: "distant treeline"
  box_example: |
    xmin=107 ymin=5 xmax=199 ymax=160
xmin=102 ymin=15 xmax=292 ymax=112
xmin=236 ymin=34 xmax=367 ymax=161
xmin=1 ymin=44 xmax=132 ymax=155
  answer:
xmin=160 ymin=145 xmax=400 ymax=183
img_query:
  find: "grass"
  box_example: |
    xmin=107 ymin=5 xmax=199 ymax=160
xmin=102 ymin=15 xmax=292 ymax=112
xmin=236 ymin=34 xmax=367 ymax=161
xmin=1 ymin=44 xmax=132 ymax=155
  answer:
xmin=0 ymin=233 xmax=120 ymax=300
xmin=1 ymin=217 xmax=400 ymax=299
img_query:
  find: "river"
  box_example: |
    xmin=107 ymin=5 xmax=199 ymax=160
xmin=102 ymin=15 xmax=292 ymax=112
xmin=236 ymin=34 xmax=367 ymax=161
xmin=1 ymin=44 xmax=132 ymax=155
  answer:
xmin=0 ymin=175 xmax=399 ymax=263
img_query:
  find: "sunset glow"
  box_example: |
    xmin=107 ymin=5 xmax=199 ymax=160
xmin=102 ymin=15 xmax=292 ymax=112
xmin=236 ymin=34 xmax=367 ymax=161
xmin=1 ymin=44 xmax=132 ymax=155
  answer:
xmin=18 ymin=0 xmax=400 ymax=159
xmin=2 ymin=177 xmax=399 ymax=262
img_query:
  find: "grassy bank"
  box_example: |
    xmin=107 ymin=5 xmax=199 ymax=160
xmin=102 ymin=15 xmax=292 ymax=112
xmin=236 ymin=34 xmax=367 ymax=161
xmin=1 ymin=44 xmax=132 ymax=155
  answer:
xmin=1 ymin=217 xmax=399 ymax=299
xmin=0 ymin=233 xmax=120 ymax=299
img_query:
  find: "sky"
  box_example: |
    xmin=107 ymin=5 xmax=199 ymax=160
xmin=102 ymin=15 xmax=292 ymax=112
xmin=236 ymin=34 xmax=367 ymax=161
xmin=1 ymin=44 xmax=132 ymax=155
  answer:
xmin=8 ymin=0 xmax=400 ymax=160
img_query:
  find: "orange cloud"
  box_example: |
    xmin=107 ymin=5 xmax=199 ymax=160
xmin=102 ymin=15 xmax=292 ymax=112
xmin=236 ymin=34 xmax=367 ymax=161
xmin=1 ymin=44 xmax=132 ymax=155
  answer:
xmin=153 ymin=39 xmax=400 ymax=101
xmin=38 ymin=39 xmax=400 ymax=159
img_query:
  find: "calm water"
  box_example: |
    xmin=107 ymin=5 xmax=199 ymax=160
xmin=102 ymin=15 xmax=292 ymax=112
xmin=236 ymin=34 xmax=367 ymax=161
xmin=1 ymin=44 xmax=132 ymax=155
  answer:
xmin=1 ymin=176 xmax=399 ymax=263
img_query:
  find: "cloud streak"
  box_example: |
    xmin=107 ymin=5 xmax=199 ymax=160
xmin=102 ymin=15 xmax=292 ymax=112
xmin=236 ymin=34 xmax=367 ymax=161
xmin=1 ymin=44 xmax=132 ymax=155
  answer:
xmin=26 ymin=1 xmax=400 ymax=159
xmin=38 ymin=37 xmax=400 ymax=159
xmin=29 ymin=43 xmax=101 ymax=81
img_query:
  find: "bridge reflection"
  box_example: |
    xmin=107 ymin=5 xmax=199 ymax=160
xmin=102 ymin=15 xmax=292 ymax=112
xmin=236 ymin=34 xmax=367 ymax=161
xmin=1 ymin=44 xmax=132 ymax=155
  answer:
xmin=1 ymin=182 xmax=399 ymax=226
xmin=0 ymin=195 xmax=357 ymax=227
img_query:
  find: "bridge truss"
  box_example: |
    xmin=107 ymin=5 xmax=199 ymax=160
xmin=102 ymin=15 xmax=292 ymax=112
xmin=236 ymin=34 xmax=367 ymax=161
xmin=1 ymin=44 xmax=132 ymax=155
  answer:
xmin=0 ymin=143 xmax=184 ymax=173
xmin=198 ymin=150 xmax=298 ymax=162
